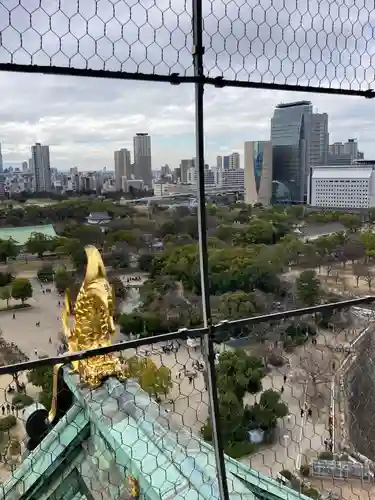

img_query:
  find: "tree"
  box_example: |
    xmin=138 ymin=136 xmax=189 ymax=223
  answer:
xmin=0 ymin=238 xmax=18 ymax=263
xmin=25 ymin=232 xmax=52 ymax=259
xmin=0 ymin=286 xmax=11 ymax=307
xmin=55 ymin=268 xmax=74 ymax=295
xmin=216 ymin=350 xmax=266 ymax=399
xmin=37 ymin=264 xmax=54 ymax=283
xmin=125 ymin=356 xmax=172 ymax=397
xmin=339 ymin=214 xmax=362 ymax=232
xmin=104 ymin=250 xmax=130 ymax=269
xmin=352 ymin=263 xmax=367 ymax=288
xmin=246 ymin=389 xmax=288 ymax=431
xmin=71 ymin=246 xmax=87 ymax=272
xmin=362 ymin=266 xmax=375 ymax=291
xmin=215 ymin=291 xmax=255 ymax=320
xmin=296 ymin=270 xmax=321 ymax=306
xmin=138 ymin=253 xmax=154 ymax=272
xmin=299 ymin=347 xmax=334 ymax=401
xmin=27 ymin=365 xmax=53 ymax=410
xmin=11 ymin=278 xmax=33 ymax=304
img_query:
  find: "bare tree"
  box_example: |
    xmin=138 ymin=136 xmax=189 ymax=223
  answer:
xmin=299 ymin=346 xmax=335 ymax=401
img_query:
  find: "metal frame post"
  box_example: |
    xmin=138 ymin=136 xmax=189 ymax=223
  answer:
xmin=192 ymin=0 xmax=230 ymax=498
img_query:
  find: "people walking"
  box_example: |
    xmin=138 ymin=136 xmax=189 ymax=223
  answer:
xmin=6 ymin=404 xmax=10 ymax=414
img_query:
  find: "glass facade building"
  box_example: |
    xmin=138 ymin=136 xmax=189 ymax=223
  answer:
xmin=271 ymin=101 xmax=312 ymax=202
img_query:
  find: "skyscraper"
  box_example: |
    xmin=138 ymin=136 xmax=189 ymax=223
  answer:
xmin=31 ymin=143 xmax=51 ymax=192
xmin=271 ymin=101 xmax=312 ymax=202
xmin=133 ymin=133 xmax=152 ymax=189
xmin=216 ymin=152 xmax=240 ymax=171
xmin=180 ymin=159 xmax=195 ymax=183
xmin=114 ymin=148 xmax=132 ymax=191
xmin=244 ymin=141 xmax=272 ymax=205
xmin=310 ymin=113 xmax=329 ymax=166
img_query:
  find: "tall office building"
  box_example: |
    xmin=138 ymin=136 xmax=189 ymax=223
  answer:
xmin=31 ymin=143 xmax=51 ymax=192
xmin=271 ymin=101 xmax=312 ymax=202
xmin=114 ymin=148 xmax=132 ymax=191
xmin=310 ymin=113 xmax=329 ymax=166
xmin=244 ymin=141 xmax=272 ymax=205
xmin=216 ymin=152 xmax=240 ymax=171
xmin=133 ymin=133 xmax=152 ymax=189
xmin=180 ymin=159 xmax=195 ymax=183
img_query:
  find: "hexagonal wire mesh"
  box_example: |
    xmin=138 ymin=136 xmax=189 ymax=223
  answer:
xmin=0 ymin=298 xmax=372 ymax=499
xmin=0 ymin=0 xmax=374 ymax=95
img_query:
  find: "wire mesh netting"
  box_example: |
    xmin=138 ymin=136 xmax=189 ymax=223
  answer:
xmin=0 ymin=0 xmax=375 ymax=94
xmin=0 ymin=298 xmax=373 ymax=499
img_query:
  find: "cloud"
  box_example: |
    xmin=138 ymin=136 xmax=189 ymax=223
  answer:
xmin=0 ymin=0 xmax=374 ymax=170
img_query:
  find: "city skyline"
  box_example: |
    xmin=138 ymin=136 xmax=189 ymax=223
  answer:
xmin=0 ymin=72 xmax=372 ymax=172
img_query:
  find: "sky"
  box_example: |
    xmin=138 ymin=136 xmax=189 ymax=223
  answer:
xmin=0 ymin=0 xmax=374 ymax=171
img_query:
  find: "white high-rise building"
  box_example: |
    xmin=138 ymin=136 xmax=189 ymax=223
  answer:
xmin=244 ymin=140 xmax=273 ymax=205
xmin=31 ymin=143 xmax=51 ymax=192
xmin=114 ymin=148 xmax=132 ymax=191
xmin=216 ymin=152 xmax=240 ymax=171
xmin=133 ymin=133 xmax=152 ymax=189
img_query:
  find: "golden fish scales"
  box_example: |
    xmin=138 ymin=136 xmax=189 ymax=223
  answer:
xmin=61 ymin=246 xmax=124 ymax=387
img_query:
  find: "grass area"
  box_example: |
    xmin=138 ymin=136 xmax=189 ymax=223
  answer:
xmin=0 ymin=304 xmax=31 ymax=313
xmin=0 ymin=258 xmax=72 ymax=273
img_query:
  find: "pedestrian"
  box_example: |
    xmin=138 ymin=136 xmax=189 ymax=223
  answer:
xmin=308 ymin=408 xmax=312 ymax=417
xmin=300 ymin=409 xmax=304 ymax=418
xmin=1 ymin=405 xmax=4 ymax=415
xmin=283 ymin=374 xmax=287 ymax=384
xmin=58 ymin=301 xmax=60 ymax=306
xmin=12 ymin=313 xmax=15 ymax=319
xmin=11 ymin=405 xmax=15 ymax=415
xmin=34 ymin=349 xmax=38 ymax=357
xmin=49 ymin=337 xmax=52 ymax=344
xmin=281 ymin=386 xmax=284 ymax=393
xmin=6 ymin=404 xmax=10 ymax=414
xmin=287 ymin=414 xmax=291 ymax=424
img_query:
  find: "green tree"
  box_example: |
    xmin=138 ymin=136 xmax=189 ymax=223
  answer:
xmin=71 ymin=246 xmax=87 ymax=272
xmin=216 ymin=291 xmax=255 ymax=320
xmin=27 ymin=365 xmax=53 ymax=410
xmin=25 ymin=232 xmax=52 ymax=259
xmin=0 ymin=238 xmax=19 ymax=263
xmin=138 ymin=253 xmax=154 ymax=272
xmin=296 ymin=270 xmax=321 ymax=306
xmin=55 ymin=268 xmax=74 ymax=295
xmin=37 ymin=264 xmax=54 ymax=283
xmin=216 ymin=350 xmax=266 ymax=399
xmin=246 ymin=389 xmax=288 ymax=431
xmin=11 ymin=278 xmax=33 ymax=304
xmin=0 ymin=286 xmax=11 ymax=307
xmin=126 ymin=356 xmax=172 ymax=397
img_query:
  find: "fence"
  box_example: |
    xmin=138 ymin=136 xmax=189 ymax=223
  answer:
xmin=311 ymin=460 xmax=373 ymax=482
xmin=1 ymin=1 xmax=375 ymax=499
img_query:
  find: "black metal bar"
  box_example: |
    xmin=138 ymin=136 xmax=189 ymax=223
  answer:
xmin=192 ymin=1 xmax=230 ymax=499
xmin=1 ymin=295 xmax=373 ymax=376
xmin=0 ymin=327 xmax=208 ymax=375
xmin=0 ymin=63 xmax=373 ymax=98
xmin=219 ymin=295 xmax=375 ymax=329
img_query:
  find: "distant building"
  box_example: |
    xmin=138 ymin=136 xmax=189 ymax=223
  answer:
xmin=86 ymin=211 xmax=112 ymax=226
xmin=216 ymin=152 xmax=240 ymax=171
xmin=133 ymin=133 xmax=152 ymax=189
xmin=0 ymin=144 xmax=3 ymax=173
xmin=122 ymin=178 xmax=144 ymax=193
xmin=179 ymin=159 xmax=195 ymax=183
xmin=309 ymin=164 xmax=375 ymax=208
xmin=114 ymin=148 xmax=132 ymax=191
xmin=271 ymin=101 xmax=312 ymax=202
xmin=244 ymin=140 xmax=272 ymax=205
xmin=328 ymin=138 xmax=364 ymax=165
xmin=31 ymin=143 xmax=51 ymax=192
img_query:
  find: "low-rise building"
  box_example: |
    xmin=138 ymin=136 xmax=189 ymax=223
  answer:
xmin=309 ymin=164 xmax=375 ymax=208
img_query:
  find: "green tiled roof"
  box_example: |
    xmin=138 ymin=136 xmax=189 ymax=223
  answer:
xmin=0 ymin=224 xmax=57 ymax=245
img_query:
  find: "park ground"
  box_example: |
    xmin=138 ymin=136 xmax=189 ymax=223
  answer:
xmin=0 ymin=266 xmax=370 ymax=488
